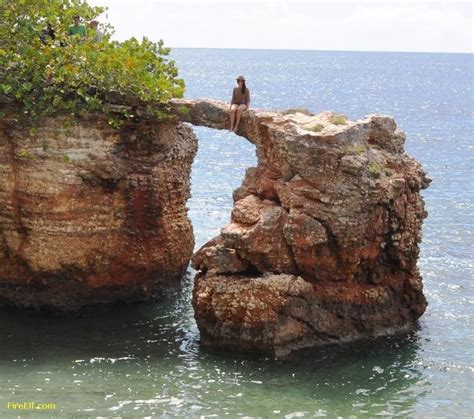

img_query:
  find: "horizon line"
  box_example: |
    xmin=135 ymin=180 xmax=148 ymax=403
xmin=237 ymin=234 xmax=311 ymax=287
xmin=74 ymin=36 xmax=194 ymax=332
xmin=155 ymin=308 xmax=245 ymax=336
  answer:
xmin=166 ymin=46 xmax=473 ymax=55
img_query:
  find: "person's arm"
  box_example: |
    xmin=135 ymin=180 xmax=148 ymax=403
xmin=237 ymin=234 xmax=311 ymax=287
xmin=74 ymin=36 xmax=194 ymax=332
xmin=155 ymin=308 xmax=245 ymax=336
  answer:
xmin=230 ymin=88 xmax=235 ymax=109
xmin=247 ymin=89 xmax=251 ymax=108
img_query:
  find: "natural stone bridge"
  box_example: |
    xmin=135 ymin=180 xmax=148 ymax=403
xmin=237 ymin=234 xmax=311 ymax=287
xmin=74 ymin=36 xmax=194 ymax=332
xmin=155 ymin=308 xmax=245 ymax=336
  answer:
xmin=0 ymin=97 xmax=430 ymax=355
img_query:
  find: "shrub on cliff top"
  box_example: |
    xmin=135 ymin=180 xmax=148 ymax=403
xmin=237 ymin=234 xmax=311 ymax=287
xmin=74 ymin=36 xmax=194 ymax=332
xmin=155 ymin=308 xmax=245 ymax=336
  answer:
xmin=330 ymin=114 xmax=348 ymax=125
xmin=308 ymin=123 xmax=324 ymax=132
xmin=0 ymin=0 xmax=184 ymax=125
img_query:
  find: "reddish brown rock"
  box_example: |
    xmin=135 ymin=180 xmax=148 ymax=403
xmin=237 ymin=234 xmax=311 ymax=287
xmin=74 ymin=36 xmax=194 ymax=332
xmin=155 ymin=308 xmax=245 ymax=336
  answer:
xmin=175 ymin=99 xmax=431 ymax=356
xmin=0 ymin=106 xmax=197 ymax=309
xmin=192 ymin=237 xmax=248 ymax=274
xmin=0 ymin=95 xmax=430 ymax=357
xmin=193 ymin=273 xmax=424 ymax=357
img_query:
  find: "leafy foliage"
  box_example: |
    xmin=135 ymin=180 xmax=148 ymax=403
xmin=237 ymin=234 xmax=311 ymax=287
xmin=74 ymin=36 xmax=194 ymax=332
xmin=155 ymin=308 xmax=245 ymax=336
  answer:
xmin=0 ymin=0 xmax=184 ymax=125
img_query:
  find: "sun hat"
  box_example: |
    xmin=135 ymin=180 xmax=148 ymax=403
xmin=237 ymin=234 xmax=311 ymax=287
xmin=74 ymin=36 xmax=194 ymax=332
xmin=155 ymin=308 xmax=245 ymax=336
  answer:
xmin=236 ymin=75 xmax=246 ymax=81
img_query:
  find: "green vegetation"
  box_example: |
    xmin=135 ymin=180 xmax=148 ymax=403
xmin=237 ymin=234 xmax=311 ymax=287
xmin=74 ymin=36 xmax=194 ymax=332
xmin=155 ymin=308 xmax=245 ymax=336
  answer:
xmin=62 ymin=154 xmax=70 ymax=163
xmin=178 ymin=105 xmax=190 ymax=115
xmin=308 ymin=123 xmax=324 ymax=133
xmin=368 ymin=162 xmax=381 ymax=178
xmin=330 ymin=114 xmax=348 ymax=125
xmin=108 ymin=117 xmax=125 ymax=129
xmin=17 ymin=149 xmax=37 ymax=160
xmin=346 ymin=144 xmax=366 ymax=155
xmin=0 ymin=0 xmax=184 ymax=127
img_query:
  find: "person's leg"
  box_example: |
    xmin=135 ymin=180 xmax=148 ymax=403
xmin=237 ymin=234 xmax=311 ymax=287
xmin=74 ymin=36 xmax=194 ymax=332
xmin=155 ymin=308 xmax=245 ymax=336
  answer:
xmin=233 ymin=104 xmax=247 ymax=132
xmin=229 ymin=104 xmax=238 ymax=131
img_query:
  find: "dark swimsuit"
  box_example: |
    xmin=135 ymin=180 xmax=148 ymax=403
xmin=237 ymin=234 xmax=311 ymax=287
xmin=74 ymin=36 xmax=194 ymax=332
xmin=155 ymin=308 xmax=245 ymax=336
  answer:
xmin=231 ymin=87 xmax=249 ymax=106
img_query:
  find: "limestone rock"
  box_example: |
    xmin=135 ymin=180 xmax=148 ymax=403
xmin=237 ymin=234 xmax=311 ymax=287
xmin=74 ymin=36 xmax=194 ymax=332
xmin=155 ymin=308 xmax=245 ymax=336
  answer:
xmin=192 ymin=237 xmax=248 ymax=274
xmin=193 ymin=272 xmax=423 ymax=357
xmin=0 ymin=107 xmax=197 ymax=309
xmin=0 ymin=95 xmax=430 ymax=356
xmin=177 ymin=98 xmax=431 ymax=356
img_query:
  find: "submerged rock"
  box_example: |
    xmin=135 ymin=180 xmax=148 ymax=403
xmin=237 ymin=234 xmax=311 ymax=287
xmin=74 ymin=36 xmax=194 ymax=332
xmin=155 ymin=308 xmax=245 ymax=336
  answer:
xmin=173 ymin=98 xmax=431 ymax=356
xmin=0 ymin=106 xmax=197 ymax=309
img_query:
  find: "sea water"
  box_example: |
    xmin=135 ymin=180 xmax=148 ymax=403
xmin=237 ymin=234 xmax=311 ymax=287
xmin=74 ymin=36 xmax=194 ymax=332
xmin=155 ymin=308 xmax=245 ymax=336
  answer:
xmin=0 ymin=49 xmax=472 ymax=417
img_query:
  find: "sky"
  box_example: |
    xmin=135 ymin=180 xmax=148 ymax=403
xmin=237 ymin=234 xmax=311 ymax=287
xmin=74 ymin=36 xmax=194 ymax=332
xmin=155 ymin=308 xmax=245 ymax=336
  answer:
xmin=89 ymin=0 xmax=473 ymax=53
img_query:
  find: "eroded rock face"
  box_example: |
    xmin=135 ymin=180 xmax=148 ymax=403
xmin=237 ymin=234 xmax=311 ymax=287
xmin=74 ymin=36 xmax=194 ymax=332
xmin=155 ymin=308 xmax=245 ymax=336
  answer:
xmin=0 ymin=96 xmax=430 ymax=354
xmin=0 ymin=107 xmax=197 ymax=309
xmin=174 ymin=99 xmax=431 ymax=356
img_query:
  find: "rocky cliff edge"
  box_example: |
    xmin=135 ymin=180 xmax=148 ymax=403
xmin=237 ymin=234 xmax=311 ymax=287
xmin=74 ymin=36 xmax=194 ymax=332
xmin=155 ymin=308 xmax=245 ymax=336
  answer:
xmin=0 ymin=98 xmax=197 ymax=309
xmin=170 ymin=98 xmax=431 ymax=357
xmin=0 ymin=96 xmax=430 ymax=357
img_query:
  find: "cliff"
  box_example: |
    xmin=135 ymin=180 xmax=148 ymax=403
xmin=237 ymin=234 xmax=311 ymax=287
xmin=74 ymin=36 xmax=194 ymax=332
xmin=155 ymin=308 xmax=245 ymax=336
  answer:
xmin=0 ymin=96 xmax=430 ymax=356
xmin=171 ymin=99 xmax=431 ymax=357
xmin=0 ymin=101 xmax=197 ymax=309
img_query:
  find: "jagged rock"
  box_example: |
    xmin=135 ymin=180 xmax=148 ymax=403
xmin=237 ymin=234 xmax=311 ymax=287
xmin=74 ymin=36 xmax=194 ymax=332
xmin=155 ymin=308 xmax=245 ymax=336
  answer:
xmin=173 ymin=98 xmax=431 ymax=356
xmin=0 ymin=108 xmax=197 ymax=309
xmin=0 ymin=96 xmax=430 ymax=357
xmin=192 ymin=237 xmax=248 ymax=274
xmin=193 ymin=272 xmax=423 ymax=357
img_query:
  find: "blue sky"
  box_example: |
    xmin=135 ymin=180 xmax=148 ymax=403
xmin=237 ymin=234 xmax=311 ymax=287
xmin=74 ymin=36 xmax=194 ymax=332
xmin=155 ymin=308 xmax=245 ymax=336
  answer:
xmin=90 ymin=1 xmax=473 ymax=53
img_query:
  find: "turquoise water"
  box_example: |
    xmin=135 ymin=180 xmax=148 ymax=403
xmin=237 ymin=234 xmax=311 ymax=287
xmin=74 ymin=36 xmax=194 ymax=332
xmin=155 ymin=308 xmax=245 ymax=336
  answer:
xmin=0 ymin=49 xmax=472 ymax=417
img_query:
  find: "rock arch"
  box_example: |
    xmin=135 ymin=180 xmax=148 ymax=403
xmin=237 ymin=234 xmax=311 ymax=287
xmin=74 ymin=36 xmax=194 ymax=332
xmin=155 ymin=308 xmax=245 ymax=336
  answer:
xmin=171 ymin=98 xmax=431 ymax=356
xmin=0 ymin=96 xmax=430 ymax=355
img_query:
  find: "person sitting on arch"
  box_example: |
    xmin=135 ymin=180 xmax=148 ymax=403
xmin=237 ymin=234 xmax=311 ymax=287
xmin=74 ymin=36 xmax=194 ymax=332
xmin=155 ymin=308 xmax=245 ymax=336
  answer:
xmin=229 ymin=75 xmax=250 ymax=132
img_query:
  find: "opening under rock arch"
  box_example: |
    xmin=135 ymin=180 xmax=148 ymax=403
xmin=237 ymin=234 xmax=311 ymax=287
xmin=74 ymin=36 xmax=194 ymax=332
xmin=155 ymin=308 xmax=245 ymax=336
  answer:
xmin=171 ymin=98 xmax=431 ymax=357
xmin=188 ymin=126 xmax=256 ymax=251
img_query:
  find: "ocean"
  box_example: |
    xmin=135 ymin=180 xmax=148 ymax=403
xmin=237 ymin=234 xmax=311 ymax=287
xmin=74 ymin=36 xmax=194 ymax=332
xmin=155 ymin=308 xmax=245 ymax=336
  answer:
xmin=0 ymin=49 xmax=472 ymax=417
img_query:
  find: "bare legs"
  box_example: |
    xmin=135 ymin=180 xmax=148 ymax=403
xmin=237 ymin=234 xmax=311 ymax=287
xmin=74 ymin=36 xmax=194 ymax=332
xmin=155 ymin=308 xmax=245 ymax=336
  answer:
xmin=229 ymin=104 xmax=238 ymax=131
xmin=229 ymin=104 xmax=247 ymax=132
xmin=234 ymin=104 xmax=247 ymax=132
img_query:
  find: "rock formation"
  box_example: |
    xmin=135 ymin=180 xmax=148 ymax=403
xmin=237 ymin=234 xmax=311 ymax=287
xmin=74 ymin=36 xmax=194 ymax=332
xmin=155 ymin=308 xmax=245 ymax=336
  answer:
xmin=172 ymin=98 xmax=431 ymax=357
xmin=0 ymin=95 xmax=430 ymax=356
xmin=0 ymin=99 xmax=197 ymax=309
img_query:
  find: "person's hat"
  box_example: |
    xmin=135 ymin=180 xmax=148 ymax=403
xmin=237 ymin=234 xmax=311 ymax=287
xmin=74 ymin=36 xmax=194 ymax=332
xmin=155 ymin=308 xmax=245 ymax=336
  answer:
xmin=236 ymin=75 xmax=246 ymax=81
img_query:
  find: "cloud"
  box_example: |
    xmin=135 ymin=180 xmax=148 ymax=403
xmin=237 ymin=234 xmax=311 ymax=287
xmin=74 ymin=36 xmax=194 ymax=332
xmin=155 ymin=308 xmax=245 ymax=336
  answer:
xmin=90 ymin=1 xmax=473 ymax=52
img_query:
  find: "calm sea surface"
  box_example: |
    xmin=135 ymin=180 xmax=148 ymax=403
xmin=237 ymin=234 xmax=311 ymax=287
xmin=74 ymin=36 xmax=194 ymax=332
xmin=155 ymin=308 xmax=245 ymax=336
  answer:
xmin=0 ymin=49 xmax=472 ymax=417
